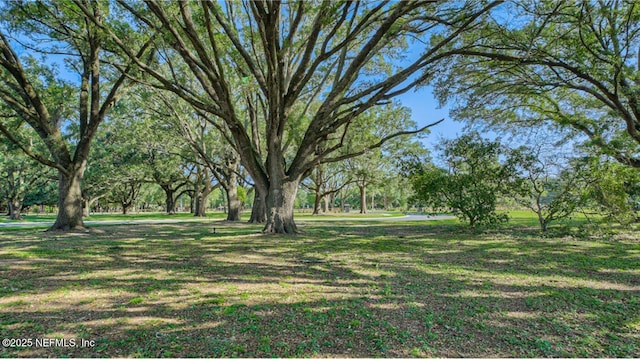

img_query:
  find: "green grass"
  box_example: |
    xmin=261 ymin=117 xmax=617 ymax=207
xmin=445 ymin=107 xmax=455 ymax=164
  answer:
xmin=295 ymin=211 xmax=407 ymax=219
xmin=0 ymin=211 xmax=229 ymax=223
xmin=0 ymin=219 xmax=638 ymax=357
xmin=502 ymin=209 xmax=601 ymax=228
xmin=85 ymin=212 xmax=228 ymax=221
xmin=1 ymin=210 xmax=406 ymax=225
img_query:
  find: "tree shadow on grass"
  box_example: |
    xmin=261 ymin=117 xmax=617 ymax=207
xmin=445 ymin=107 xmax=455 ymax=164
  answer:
xmin=0 ymin=222 xmax=638 ymax=357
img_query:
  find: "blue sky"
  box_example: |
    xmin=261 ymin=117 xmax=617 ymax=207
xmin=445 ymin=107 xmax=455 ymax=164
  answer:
xmin=397 ymin=86 xmax=463 ymax=152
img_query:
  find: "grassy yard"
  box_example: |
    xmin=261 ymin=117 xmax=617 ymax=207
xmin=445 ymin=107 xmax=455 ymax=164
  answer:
xmin=0 ymin=210 xmax=407 ymax=224
xmin=0 ymin=212 xmax=229 ymax=223
xmin=0 ymin=219 xmax=638 ymax=357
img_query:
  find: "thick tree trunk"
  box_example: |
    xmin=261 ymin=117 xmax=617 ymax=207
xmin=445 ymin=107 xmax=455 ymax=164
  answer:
xmin=225 ymin=180 xmax=241 ymax=221
xmin=50 ymin=169 xmax=85 ymax=230
xmin=249 ymin=186 xmax=266 ymax=223
xmin=165 ymin=195 xmax=175 ymax=214
xmin=8 ymin=199 xmax=23 ymax=220
xmin=323 ymin=196 xmax=330 ymax=213
xmin=196 ymin=180 xmax=216 ymax=217
xmin=359 ymin=184 xmax=367 ymax=214
xmin=195 ymin=199 xmax=205 ymax=217
xmin=263 ymin=180 xmax=299 ymax=234
xmin=163 ymin=187 xmax=176 ymax=215
xmin=194 ymin=190 xmax=201 ymax=217
xmin=195 ymin=191 xmax=207 ymax=217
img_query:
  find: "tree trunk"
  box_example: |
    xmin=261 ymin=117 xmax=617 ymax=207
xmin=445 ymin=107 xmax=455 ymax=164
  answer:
xmin=359 ymin=183 xmax=367 ymax=214
xmin=163 ymin=187 xmax=176 ymax=215
xmin=195 ymin=197 xmax=205 ymax=217
xmin=194 ymin=166 xmax=206 ymax=217
xmin=50 ymin=169 xmax=85 ymax=230
xmin=312 ymin=192 xmax=322 ymax=215
xmin=8 ymin=199 xmax=23 ymax=220
xmin=194 ymin=191 xmax=201 ymax=217
xmin=537 ymin=211 xmax=548 ymax=231
xmin=263 ymin=180 xmax=298 ymax=234
xmin=166 ymin=195 xmax=175 ymax=214
xmin=195 ymin=191 xmax=208 ymax=217
xmin=534 ymin=197 xmax=548 ymax=231
xmin=82 ymin=195 xmax=103 ymax=217
xmin=249 ymin=186 xmax=266 ymax=223
xmin=323 ymin=196 xmax=330 ymax=213
xmin=82 ymin=198 xmax=90 ymax=217
xmin=225 ymin=180 xmax=241 ymax=221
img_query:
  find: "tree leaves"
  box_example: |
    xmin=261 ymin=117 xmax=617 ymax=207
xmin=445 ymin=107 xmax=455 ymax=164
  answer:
xmin=433 ymin=0 xmax=640 ymax=167
xmin=410 ymin=133 xmax=521 ymax=226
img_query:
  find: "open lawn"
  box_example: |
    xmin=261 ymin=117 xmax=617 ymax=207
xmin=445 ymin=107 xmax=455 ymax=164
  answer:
xmin=0 ymin=219 xmax=638 ymax=357
xmin=0 ymin=212 xmax=230 ymax=223
xmin=0 ymin=211 xmax=407 ymax=225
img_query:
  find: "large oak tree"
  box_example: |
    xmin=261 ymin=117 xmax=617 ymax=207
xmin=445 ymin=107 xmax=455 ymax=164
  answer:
xmin=84 ymin=0 xmax=500 ymax=233
xmin=0 ymin=0 xmax=151 ymax=230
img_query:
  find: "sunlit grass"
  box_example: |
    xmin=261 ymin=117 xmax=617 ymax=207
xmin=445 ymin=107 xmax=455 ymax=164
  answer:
xmin=0 ymin=211 xmax=229 ymax=223
xmin=0 ymin=220 xmax=638 ymax=357
xmin=295 ymin=210 xmax=407 ymax=219
xmin=1 ymin=209 xmax=407 ymax=226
